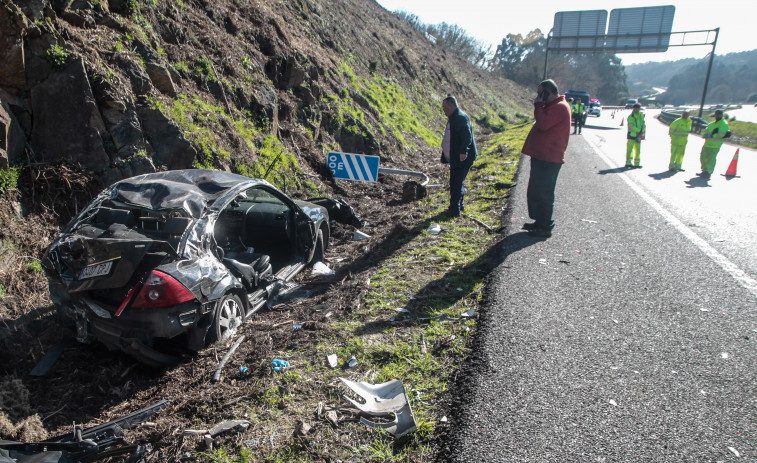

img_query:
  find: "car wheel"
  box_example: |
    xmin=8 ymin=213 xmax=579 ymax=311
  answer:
xmin=209 ymin=293 xmax=245 ymax=343
xmin=308 ymin=228 xmax=325 ymax=265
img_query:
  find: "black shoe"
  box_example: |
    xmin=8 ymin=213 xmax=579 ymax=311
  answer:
xmin=634 ymin=165 xmax=642 ymax=169
xmin=522 ymin=222 xmax=538 ymax=230
xmin=624 ymin=163 xmax=633 ymax=168
xmin=677 ymin=168 xmax=685 ymax=172
xmin=444 ymin=209 xmax=460 ymax=218
xmin=527 ymin=228 xmax=552 ymax=238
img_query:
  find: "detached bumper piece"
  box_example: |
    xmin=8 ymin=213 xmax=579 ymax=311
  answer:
xmin=339 ymin=378 xmax=417 ymax=437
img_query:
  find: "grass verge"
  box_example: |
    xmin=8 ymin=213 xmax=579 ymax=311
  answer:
xmin=218 ymin=122 xmax=531 ymax=462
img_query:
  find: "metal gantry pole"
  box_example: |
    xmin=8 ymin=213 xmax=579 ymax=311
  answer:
xmin=542 ymin=33 xmax=551 ymax=81
xmin=698 ymin=27 xmax=719 ymax=118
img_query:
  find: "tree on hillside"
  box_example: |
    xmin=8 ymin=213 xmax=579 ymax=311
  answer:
xmin=429 ymin=22 xmax=490 ymax=67
xmin=490 ymin=30 xmax=546 ymax=83
xmin=392 ymin=11 xmax=490 ymax=68
xmin=490 ymin=29 xmax=628 ymax=103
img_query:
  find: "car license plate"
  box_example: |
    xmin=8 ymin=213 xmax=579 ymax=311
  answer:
xmin=79 ymin=261 xmax=114 ymax=280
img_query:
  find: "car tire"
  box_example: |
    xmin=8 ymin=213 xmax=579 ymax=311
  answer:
xmin=308 ymin=228 xmax=325 ymax=265
xmin=208 ymin=293 xmax=245 ymax=343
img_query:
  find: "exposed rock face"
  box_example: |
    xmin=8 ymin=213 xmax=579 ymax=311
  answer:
xmin=112 ymin=54 xmax=152 ymax=96
xmin=137 ymin=104 xmax=197 ymax=170
xmin=0 ymin=1 xmax=28 ymax=92
xmin=0 ymin=99 xmax=27 ymax=168
xmin=30 ymin=58 xmax=110 ymax=170
xmin=109 ymin=105 xmax=147 ymax=157
xmin=103 ymin=153 xmax=155 ymax=187
xmin=145 ymin=62 xmax=177 ymax=97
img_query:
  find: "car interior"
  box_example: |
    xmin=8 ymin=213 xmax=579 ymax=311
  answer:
xmin=213 ymin=188 xmax=298 ymax=288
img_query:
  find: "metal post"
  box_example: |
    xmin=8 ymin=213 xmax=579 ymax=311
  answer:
xmin=542 ymin=34 xmax=551 ymax=81
xmin=698 ymin=27 xmax=719 ymax=118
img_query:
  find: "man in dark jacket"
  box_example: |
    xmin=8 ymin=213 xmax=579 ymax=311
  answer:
xmin=441 ymin=95 xmax=477 ymax=217
xmin=520 ymin=79 xmax=571 ymax=237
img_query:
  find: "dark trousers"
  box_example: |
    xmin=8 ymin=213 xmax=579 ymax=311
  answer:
xmin=572 ymin=114 xmax=583 ymax=133
xmin=449 ymin=159 xmax=473 ymax=213
xmin=527 ymin=157 xmax=562 ymax=229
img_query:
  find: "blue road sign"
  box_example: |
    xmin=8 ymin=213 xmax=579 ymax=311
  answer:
xmin=327 ymin=152 xmax=380 ymax=182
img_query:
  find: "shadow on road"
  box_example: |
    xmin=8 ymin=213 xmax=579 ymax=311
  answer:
xmin=648 ymin=170 xmax=678 ymax=180
xmin=597 ymin=166 xmax=632 ymax=175
xmin=684 ymin=176 xmax=712 ymax=188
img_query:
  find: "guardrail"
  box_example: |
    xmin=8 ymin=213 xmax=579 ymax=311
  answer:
xmin=657 ymin=110 xmax=708 ymax=134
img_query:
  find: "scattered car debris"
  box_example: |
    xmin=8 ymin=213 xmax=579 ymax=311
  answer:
xmin=0 ymin=400 xmax=169 ymax=462
xmin=271 ymin=359 xmax=290 ymax=372
xmin=185 ymin=420 xmax=250 ymax=450
xmin=327 ymin=354 xmax=338 ymax=369
xmin=339 ymin=378 xmax=417 ymax=437
xmin=428 ymin=223 xmax=441 ymax=234
xmin=41 ymin=170 xmax=333 ymax=366
xmin=212 ymin=335 xmax=246 ymax=382
xmin=461 ymin=309 xmax=475 ymax=318
xmin=311 ymin=261 xmax=335 ymax=276
xmin=347 ymin=356 xmax=358 ymax=368
xmin=209 ymin=420 xmax=250 ymax=437
xmin=305 ymin=197 xmax=363 ymax=229
xmin=29 ymin=339 xmax=69 ymax=377
xmin=352 ymin=229 xmax=371 ymax=241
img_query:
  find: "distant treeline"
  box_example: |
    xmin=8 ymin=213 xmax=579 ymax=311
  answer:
xmin=392 ymin=11 xmax=629 ymax=104
xmin=626 ymin=49 xmax=757 ymax=105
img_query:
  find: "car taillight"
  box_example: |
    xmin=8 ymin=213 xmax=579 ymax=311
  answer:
xmin=130 ymin=270 xmax=195 ymax=309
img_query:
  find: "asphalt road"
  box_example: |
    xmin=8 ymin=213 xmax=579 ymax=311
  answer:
xmin=441 ymin=111 xmax=757 ymax=462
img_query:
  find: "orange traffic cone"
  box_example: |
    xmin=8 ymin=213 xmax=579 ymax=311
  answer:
xmin=723 ymin=148 xmax=740 ymax=178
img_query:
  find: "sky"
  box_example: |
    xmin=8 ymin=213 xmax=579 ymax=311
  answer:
xmin=374 ymin=0 xmax=753 ymax=65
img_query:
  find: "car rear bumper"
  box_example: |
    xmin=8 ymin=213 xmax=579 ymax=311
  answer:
xmin=67 ymin=297 xmax=207 ymax=347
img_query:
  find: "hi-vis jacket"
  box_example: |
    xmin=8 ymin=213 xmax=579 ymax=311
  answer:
xmin=669 ymin=117 xmax=692 ymax=146
xmin=627 ymin=112 xmax=646 ymax=139
xmin=702 ymin=118 xmax=729 ymax=149
xmin=571 ymin=102 xmax=585 ymax=115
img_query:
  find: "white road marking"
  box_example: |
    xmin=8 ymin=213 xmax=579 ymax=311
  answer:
xmin=583 ymin=135 xmax=757 ymax=298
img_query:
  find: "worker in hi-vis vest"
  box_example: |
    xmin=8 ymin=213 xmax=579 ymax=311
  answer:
xmin=571 ymin=100 xmax=585 ymax=134
xmin=625 ymin=103 xmax=645 ymax=168
xmin=668 ymin=110 xmax=692 ymax=171
xmin=697 ymin=109 xmax=730 ymax=179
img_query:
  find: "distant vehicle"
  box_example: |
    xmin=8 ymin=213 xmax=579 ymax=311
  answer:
xmin=564 ymin=89 xmax=591 ymax=125
xmin=625 ymin=98 xmax=639 ymax=109
xmin=588 ymin=101 xmax=601 ymax=117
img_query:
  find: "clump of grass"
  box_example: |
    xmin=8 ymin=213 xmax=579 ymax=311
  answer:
xmin=46 ymin=44 xmax=70 ymax=69
xmin=0 ymin=167 xmax=19 ymax=195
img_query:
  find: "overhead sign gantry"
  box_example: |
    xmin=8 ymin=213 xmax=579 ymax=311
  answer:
xmin=544 ymin=6 xmax=719 ymax=117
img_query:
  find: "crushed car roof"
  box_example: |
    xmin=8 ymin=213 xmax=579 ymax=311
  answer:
xmin=108 ymin=169 xmax=268 ymax=218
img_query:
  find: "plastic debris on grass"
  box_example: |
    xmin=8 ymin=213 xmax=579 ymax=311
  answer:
xmin=339 ymin=378 xmax=417 ymax=437
xmin=311 ymin=261 xmax=335 ymax=276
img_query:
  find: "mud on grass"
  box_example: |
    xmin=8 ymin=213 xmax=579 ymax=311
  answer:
xmin=0 ymin=125 xmax=528 ymax=462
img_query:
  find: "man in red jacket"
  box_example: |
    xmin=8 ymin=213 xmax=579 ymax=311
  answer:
xmin=520 ymin=79 xmax=572 ymax=238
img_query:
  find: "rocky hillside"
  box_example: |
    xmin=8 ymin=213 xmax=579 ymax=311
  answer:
xmin=1 ymin=0 xmax=527 ymax=184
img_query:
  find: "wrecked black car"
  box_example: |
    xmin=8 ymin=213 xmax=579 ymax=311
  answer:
xmin=42 ymin=169 xmax=331 ymax=366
